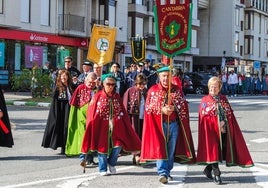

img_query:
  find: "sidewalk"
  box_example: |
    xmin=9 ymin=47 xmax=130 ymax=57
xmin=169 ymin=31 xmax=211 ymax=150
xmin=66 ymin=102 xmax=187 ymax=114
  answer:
xmin=3 ymin=92 xmax=51 ymax=107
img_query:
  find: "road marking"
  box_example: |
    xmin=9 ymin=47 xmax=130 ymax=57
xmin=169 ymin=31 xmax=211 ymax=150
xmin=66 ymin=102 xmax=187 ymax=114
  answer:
xmin=250 ymin=138 xmax=268 ymax=143
xmin=160 ymin=164 xmax=186 ymax=187
xmin=251 ymin=163 xmax=268 ymax=187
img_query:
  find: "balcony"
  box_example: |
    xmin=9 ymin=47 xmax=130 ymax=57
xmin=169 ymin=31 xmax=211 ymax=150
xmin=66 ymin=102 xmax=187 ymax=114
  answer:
xmin=58 ymin=14 xmax=86 ymax=37
xmin=198 ymin=0 xmax=209 ymax=9
xmin=145 ymin=33 xmax=156 ymax=46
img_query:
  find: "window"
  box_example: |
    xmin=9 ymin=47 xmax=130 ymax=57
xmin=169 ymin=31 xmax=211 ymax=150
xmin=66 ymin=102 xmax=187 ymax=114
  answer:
xmin=235 ymin=32 xmax=239 ymax=52
xmin=244 ymin=36 xmax=253 ymax=55
xmin=0 ymin=0 xmax=3 ymax=14
xmin=264 ymin=40 xmax=268 ymax=57
xmin=245 ymin=12 xmax=254 ymax=30
xmin=20 ymin=0 xmax=30 ymax=23
xmin=40 ymin=0 xmax=50 ymax=26
xmin=235 ymin=8 xmax=240 ymax=26
xmin=258 ymin=37 xmax=261 ymax=57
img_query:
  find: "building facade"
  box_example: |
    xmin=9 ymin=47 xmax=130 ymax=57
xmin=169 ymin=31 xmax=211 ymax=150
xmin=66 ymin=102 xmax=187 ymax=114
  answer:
xmin=0 ymin=0 xmax=128 ymax=86
xmin=195 ymin=0 xmax=268 ymax=76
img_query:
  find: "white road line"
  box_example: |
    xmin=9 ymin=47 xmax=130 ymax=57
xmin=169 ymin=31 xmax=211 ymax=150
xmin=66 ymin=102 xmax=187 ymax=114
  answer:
xmin=251 ymin=164 xmax=268 ymax=188
xmin=160 ymin=164 xmax=186 ymax=188
xmin=250 ymin=138 xmax=268 ymax=143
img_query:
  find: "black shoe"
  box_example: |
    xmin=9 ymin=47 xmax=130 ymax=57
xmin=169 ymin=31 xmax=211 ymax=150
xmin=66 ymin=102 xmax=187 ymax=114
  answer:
xmin=168 ymin=175 xmax=173 ymax=181
xmin=203 ymin=169 xmax=213 ymax=180
xmin=86 ymin=160 xmax=98 ymax=167
xmin=214 ymin=175 xmax=222 ymax=185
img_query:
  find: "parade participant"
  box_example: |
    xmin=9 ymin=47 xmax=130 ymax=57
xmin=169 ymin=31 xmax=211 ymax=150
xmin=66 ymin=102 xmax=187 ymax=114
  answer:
xmin=81 ymin=74 xmax=141 ymax=176
xmin=65 ymin=72 xmax=98 ymax=167
xmin=0 ymin=86 xmax=14 ymax=148
xmin=77 ymin=61 xmax=93 ymax=85
xmin=123 ymin=73 xmax=147 ymax=165
xmin=140 ymin=66 xmax=196 ymax=184
xmin=197 ymin=76 xmax=254 ymax=185
xmin=42 ymin=70 xmax=74 ymax=154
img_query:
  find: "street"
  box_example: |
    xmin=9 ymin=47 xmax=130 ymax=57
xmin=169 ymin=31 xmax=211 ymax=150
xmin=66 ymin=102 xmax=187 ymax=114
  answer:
xmin=0 ymin=95 xmax=268 ymax=188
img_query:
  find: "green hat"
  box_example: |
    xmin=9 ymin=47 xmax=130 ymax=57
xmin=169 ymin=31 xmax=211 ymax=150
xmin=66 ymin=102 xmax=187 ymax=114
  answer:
xmin=101 ymin=74 xmax=117 ymax=82
xmin=156 ymin=66 xmax=170 ymax=73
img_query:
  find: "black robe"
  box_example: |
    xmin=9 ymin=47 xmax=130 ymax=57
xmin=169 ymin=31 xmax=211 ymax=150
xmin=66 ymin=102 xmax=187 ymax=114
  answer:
xmin=41 ymin=88 xmax=71 ymax=152
xmin=0 ymin=85 xmax=14 ymax=147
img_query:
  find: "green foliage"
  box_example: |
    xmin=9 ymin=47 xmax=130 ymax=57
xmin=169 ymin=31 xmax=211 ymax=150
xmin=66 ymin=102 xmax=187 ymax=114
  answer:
xmin=10 ymin=69 xmax=32 ymax=91
xmin=11 ymin=68 xmax=53 ymax=98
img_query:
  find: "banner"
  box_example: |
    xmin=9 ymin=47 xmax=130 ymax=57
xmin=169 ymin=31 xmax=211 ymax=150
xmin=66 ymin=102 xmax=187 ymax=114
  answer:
xmin=154 ymin=0 xmax=192 ymax=57
xmin=15 ymin=43 xmax=21 ymax=70
xmin=87 ymin=25 xmax=117 ymax=65
xmin=0 ymin=42 xmax=5 ymax=67
xmin=25 ymin=45 xmax=44 ymax=68
xmin=131 ymin=37 xmax=146 ymax=63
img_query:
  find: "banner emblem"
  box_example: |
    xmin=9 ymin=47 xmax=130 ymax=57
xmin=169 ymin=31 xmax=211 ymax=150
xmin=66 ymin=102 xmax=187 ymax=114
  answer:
xmin=87 ymin=25 xmax=117 ymax=65
xmin=154 ymin=0 xmax=192 ymax=57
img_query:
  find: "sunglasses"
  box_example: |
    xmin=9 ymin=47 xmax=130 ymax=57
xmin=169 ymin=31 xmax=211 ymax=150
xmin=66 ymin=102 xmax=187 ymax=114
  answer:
xmin=106 ymin=83 xmax=116 ymax=87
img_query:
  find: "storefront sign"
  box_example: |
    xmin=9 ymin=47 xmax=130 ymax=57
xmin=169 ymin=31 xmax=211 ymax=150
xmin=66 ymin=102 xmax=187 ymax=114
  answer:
xmin=0 ymin=29 xmax=88 ymax=47
xmin=15 ymin=43 xmax=21 ymax=71
xmin=25 ymin=45 xmax=44 ymax=68
xmin=0 ymin=42 xmax=4 ymax=67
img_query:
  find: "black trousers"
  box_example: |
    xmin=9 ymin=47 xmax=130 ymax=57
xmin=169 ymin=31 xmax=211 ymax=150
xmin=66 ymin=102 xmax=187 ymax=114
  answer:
xmin=205 ymin=163 xmax=221 ymax=176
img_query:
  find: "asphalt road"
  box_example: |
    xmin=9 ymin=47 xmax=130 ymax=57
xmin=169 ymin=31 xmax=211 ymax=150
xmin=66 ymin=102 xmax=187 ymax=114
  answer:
xmin=0 ymin=95 xmax=267 ymax=188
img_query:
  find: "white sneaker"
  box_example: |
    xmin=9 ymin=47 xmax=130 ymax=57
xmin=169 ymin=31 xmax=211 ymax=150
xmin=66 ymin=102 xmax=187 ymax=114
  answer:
xmin=108 ymin=165 xmax=116 ymax=174
xmin=159 ymin=175 xmax=168 ymax=184
xmin=100 ymin=171 xmax=108 ymax=176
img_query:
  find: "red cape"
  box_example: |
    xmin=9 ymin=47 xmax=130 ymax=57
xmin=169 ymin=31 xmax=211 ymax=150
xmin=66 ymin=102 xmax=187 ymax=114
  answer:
xmin=140 ymin=84 xmax=196 ymax=164
xmin=197 ymin=94 xmax=254 ymax=167
xmin=81 ymin=90 xmax=141 ymax=154
xmin=69 ymin=84 xmax=95 ymax=107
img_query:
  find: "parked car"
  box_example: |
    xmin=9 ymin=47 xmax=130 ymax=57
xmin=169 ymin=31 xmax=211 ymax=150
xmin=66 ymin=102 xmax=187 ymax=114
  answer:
xmin=184 ymin=72 xmax=212 ymax=94
xmin=182 ymin=74 xmax=194 ymax=95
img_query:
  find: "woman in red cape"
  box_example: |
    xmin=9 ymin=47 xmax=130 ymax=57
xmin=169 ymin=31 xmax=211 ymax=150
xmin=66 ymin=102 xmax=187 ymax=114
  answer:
xmin=197 ymin=76 xmax=254 ymax=185
xmin=81 ymin=74 xmax=141 ymax=176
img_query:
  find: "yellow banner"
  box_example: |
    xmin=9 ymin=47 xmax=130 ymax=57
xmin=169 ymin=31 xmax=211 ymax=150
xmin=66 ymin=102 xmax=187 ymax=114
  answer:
xmin=87 ymin=25 xmax=117 ymax=65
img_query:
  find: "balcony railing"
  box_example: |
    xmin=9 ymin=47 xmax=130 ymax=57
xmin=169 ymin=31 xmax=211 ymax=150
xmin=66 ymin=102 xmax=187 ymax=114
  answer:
xmin=145 ymin=33 xmax=156 ymax=45
xmin=198 ymin=0 xmax=209 ymax=9
xmin=58 ymin=14 xmax=85 ymax=32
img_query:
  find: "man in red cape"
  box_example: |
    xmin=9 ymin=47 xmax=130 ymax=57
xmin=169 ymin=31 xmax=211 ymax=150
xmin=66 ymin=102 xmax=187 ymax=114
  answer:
xmin=81 ymin=74 xmax=141 ymax=176
xmin=197 ymin=76 xmax=254 ymax=185
xmin=140 ymin=66 xmax=196 ymax=184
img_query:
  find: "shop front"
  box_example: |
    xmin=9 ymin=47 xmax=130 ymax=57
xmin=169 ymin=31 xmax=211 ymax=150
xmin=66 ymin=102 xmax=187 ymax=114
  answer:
xmin=0 ymin=28 xmax=88 ymax=87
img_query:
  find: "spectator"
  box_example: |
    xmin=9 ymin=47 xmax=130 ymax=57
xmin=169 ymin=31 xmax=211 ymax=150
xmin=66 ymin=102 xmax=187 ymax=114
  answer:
xmin=64 ymin=56 xmax=81 ymax=87
xmin=110 ymin=62 xmax=125 ymax=97
xmin=227 ymin=70 xmax=238 ymax=97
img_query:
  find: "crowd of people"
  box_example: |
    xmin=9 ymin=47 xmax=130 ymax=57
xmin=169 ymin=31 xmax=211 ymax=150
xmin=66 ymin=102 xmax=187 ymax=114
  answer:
xmin=219 ymin=70 xmax=268 ymax=97
xmin=1 ymin=56 xmax=255 ymax=185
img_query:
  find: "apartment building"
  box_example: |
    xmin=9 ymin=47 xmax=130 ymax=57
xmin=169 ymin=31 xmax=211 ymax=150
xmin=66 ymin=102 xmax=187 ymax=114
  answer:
xmin=195 ymin=0 xmax=268 ymax=76
xmin=0 ymin=0 xmax=128 ymax=86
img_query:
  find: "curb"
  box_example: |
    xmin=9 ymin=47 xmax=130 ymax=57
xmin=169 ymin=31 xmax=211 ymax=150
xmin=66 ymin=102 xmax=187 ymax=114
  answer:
xmin=5 ymin=100 xmax=51 ymax=107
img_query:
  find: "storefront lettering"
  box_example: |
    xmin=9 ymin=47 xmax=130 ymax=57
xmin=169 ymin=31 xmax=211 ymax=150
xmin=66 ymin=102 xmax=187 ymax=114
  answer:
xmin=30 ymin=34 xmax=49 ymax=42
